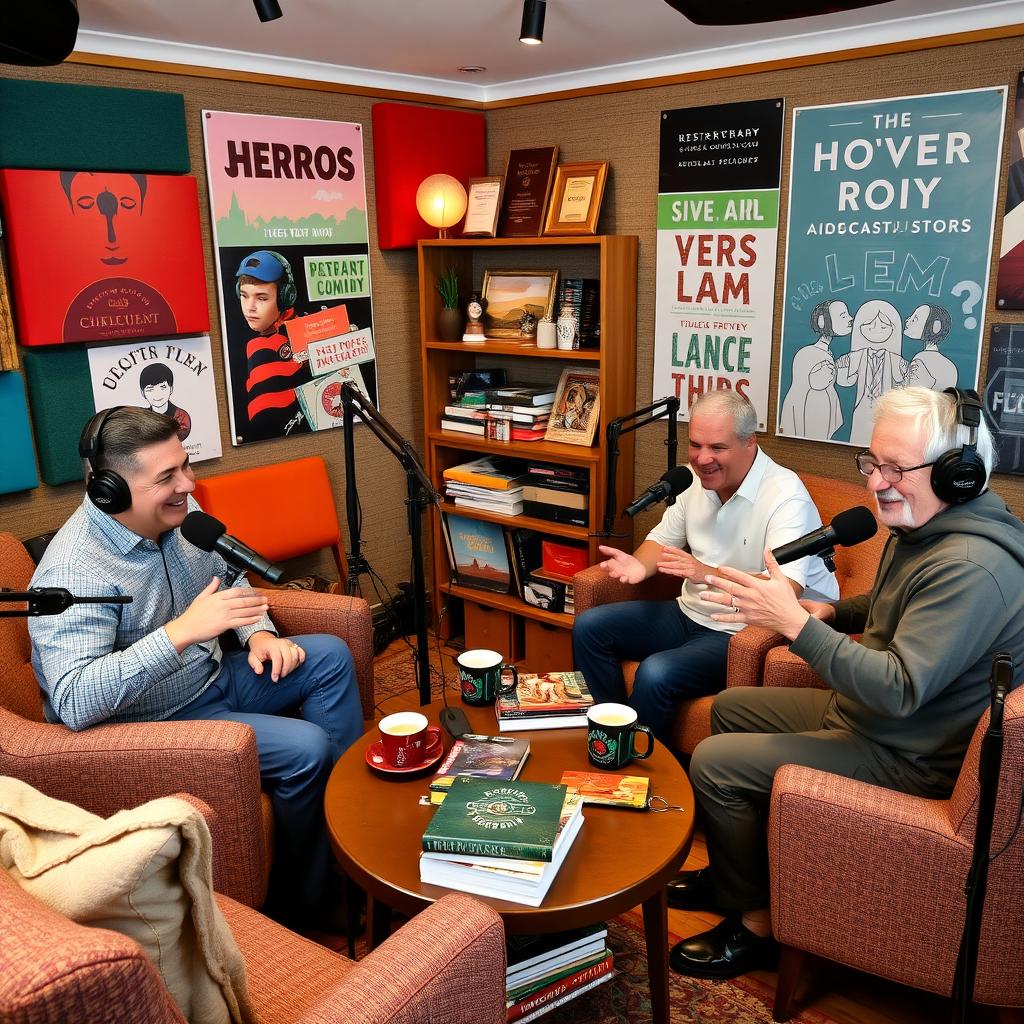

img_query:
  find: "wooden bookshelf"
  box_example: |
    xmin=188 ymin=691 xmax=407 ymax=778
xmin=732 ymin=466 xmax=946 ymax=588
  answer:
xmin=418 ymin=235 xmax=638 ymax=670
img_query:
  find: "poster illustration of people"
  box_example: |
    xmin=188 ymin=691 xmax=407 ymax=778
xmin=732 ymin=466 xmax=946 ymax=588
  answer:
xmin=996 ymin=71 xmax=1024 ymax=309
xmin=87 ymin=336 xmax=223 ymax=463
xmin=202 ymin=111 xmax=377 ymax=445
xmin=777 ymin=87 xmax=1006 ymax=447
xmin=982 ymin=323 xmax=1024 ymax=474
xmin=653 ymin=98 xmax=784 ymax=427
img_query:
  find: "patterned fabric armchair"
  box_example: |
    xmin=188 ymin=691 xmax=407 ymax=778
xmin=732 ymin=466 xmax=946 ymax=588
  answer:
xmin=0 ymin=531 xmax=375 ymax=908
xmin=769 ymin=686 xmax=1024 ymax=1023
xmin=573 ymin=472 xmax=886 ymax=755
xmin=0 ymin=862 xmax=507 ymax=1024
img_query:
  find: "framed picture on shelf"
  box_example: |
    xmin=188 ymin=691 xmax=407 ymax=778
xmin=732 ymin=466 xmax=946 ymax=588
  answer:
xmin=545 ymin=366 xmax=601 ymax=446
xmin=462 ymin=176 xmax=504 ymax=238
xmin=498 ymin=146 xmax=558 ymax=236
xmin=441 ymin=511 xmax=513 ymax=594
xmin=544 ymin=161 xmax=608 ymax=236
xmin=481 ymin=268 xmax=560 ymax=339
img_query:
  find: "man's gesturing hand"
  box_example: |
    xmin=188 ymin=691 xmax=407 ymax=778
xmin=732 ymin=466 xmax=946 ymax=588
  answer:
xmin=165 ymin=577 xmax=269 ymax=653
xmin=656 ymin=545 xmax=711 ymax=582
xmin=597 ymin=545 xmax=647 ymax=585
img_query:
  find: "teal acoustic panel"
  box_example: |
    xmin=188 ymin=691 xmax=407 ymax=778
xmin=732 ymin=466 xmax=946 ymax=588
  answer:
xmin=0 ymin=79 xmax=189 ymax=173
xmin=0 ymin=371 xmax=38 ymax=493
xmin=22 ymin=346 xmax=95 ymax=485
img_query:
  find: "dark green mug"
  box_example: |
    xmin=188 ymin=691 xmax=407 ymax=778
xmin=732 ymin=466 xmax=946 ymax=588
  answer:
xmin=587 ymin=702 xmax=654 ymax=769
xmin=457 ymin=648 xmax=518 ymax=707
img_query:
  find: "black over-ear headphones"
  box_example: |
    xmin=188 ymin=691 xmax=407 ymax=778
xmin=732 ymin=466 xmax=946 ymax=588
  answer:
xmin=79 ymin=406 xmax=133 ymax=515
xmin=930 ymin=388 xmax=987 ymax=505
xmin=234 ymin=250 xmax=297 ymax=309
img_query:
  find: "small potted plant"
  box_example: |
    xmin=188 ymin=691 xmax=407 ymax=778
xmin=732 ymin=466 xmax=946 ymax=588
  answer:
xmin=436 ymin=266 xmax=463 ymax=341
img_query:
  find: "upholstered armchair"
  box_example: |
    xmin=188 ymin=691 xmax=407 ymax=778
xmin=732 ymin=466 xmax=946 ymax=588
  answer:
xmin=573 ymin=472 xmax=886 ymax=755
xmin=0 ymin=531 xmax=375 ymax=908
xmin=769 ymin=687 xmax=1024 ymax=1023
xmin=0 ymin=862 xmax=507 ymax=1024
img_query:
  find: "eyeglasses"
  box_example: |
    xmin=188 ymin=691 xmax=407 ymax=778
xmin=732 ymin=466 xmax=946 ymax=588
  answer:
xmin=854 ymin=451 xmax=934 ymax=484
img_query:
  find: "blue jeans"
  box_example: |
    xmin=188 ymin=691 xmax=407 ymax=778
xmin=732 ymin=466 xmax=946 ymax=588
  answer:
xmin=169 ymin=633 xmax=361 ymax=914
xmin=572 ymin=600 xmax=731 ymax=743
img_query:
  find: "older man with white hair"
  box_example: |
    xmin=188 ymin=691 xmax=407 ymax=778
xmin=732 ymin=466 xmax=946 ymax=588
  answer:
xmin=669 ymin=387 xmax=1024 ymax=980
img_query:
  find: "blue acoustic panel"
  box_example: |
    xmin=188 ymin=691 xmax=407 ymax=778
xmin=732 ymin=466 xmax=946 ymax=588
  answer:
xmin=0 ymin=371 xmax=39 ymax=493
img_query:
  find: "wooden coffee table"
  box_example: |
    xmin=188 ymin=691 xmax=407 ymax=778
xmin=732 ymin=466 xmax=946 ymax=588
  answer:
xmin=325 ymin=699 xmax=694 ymax=1024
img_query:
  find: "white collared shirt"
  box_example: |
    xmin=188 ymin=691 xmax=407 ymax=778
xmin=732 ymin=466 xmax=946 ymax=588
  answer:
xmin=645 ymin=448 xmax=840 ymax=633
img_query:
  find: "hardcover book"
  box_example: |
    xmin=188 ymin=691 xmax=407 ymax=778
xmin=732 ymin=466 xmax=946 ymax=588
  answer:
xmin=442 ymin=455 xmax=529 ymax=490
xmin=485 ymin=385 xmax=557 ymax=407
xmin=441 ymin=512 xmax=512 ymax=593
xmin=560 ymin=770 xmax=650 ymax=809
xmin=507 ymin=952 xmax=614 ymax=1023
xmin=430 ymin=734 xmax=531 ymax=804
xmin=422 ymin=777 xmax=571 ymax=861
xmin=506 ymin=924 xmax=608 ymax=985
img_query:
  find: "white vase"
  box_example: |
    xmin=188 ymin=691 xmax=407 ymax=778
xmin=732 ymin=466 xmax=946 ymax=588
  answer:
xmin=536 ymin=319 xmax=556 ymax=349
xmin=556 ymin=305 xmax=578 ymax=350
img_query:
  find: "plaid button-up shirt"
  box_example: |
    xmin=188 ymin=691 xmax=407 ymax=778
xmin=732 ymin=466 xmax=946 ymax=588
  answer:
xmin=29 ymin=497 xmax=274 ymax=731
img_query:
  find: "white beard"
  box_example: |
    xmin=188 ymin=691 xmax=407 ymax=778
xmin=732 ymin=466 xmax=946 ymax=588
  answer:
xmin=874 ymin=487 xmax=915 ymax=529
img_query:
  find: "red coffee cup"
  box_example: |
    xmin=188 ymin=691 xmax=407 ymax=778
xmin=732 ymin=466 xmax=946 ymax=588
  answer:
xmin=379 ymin=712 xmax=442 ymax=769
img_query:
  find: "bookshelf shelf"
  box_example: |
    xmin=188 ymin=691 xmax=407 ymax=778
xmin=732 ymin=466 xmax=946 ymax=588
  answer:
xmin=419 ymin=234 xmax=638 ymax=671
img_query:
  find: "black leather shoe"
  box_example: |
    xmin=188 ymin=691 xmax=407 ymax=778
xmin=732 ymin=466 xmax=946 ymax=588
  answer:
xmin=669 ymin=916 xmax=778 ymax=979
xmin=666 ymin=867 xmax=721 ymax=912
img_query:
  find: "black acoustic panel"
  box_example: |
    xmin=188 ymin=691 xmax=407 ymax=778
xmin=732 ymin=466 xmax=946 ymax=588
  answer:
xmin=662 ymin=0 xmax=891 ymax=25
xmin=0 ymin=0 xmax=79 ymax=66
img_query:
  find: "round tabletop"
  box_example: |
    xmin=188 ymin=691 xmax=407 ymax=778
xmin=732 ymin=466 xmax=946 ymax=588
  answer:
xmin=325 ymin=698 xmax=694 ymax=934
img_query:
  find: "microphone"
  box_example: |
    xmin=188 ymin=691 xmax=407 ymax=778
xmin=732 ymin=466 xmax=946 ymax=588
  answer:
xmin=181 ymin=511 xmax=285 ymax=584
xmin=771 ymin=506 xmax=878 ymax=566
xmin=625 ymin=466 xmax=694 ymax=518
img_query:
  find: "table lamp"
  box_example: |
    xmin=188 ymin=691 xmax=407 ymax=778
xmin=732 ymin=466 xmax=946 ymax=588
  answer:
xmin=416 ymin=173 xmax=468 ymax=238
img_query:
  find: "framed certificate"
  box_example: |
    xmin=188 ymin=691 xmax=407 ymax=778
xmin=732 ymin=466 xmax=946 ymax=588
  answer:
xmin=544 ymin=161 xmax=609 ymax=236
xmin=462 ymin=176 xmax=504 ymax=237
xmin=498 ymin=146 xmax=558 ymax=237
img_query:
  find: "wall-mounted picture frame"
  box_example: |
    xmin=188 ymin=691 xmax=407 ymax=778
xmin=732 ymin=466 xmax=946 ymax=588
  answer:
xmin=462 ymin=176 xmax=504 ymax=238
xmin=498 ymin=146 xmax=558 ymax=237
xmin=544 ymin=366 xmax=601 ymax=446
xmin=543 ymin=161 xmax=609 ymax=236
xmin=481 ymin=268 xmax=560 ymax=339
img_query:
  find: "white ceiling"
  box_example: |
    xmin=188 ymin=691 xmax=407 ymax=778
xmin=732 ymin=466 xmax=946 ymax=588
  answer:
xmin=75 ymin=0 xmax=1024 ymax=102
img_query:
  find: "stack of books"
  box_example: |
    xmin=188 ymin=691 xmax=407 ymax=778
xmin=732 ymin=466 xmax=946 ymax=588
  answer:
xmin=495 ymin=671 xmax=594 ymax=732
xmin=505 ymin=924 xmax=614 ymax=1023
xmin=420 ymin=778 xmax=584 ymax=907
xmin=442 ymin=456 xmax=529 ymax=518
xmin=522 ymin=463 xmax=590 ymax=527
xmin=440 ymin=384 xmax=555 ymax=442
xmin=429 ymin=733 xmax=530 ymax=805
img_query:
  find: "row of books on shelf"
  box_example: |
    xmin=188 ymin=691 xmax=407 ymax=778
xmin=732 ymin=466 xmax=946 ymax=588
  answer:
xmin=441 ymin=382 xmax=555 ymax=442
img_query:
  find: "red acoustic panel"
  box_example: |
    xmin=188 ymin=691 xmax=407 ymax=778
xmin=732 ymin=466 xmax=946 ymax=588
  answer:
xmin=0 ymin=169 xmax=209 ymax=346
xmin=371 ymin=103 xmax=486 ymax=250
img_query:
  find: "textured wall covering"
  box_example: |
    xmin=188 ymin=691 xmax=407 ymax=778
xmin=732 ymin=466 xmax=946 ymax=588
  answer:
xmin=1 ymin=33 xmax=1022 ymax=586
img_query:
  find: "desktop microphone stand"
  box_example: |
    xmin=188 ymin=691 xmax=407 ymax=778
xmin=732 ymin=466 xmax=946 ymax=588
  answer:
xmin=340 ymin=382 xmax=437 ymax=707
xmin=601 ymin=395 xmax=680 ymax=537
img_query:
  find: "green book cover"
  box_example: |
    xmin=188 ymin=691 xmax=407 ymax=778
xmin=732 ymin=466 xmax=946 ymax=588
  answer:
xmin=422 ymin=777 xmax=569 ymax=862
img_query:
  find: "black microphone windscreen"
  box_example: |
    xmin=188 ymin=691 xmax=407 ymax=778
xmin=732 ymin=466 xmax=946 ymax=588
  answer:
xmin=831 ymin=506 xmax=878 ymax=546
xmin=181 ymin=510 xmax=227 ymax=552
xmin=662 ymin=466 xmax=694 ymax=495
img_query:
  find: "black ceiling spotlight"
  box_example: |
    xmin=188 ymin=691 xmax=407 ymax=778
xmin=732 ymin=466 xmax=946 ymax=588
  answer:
xmin=520 ymin=0 xmax=546 ymax=45
xmin=254 ymin=0 xmax=283 ymax=23
xmin=660 ymin=0 xmax=890 ymax=24
xmin=0 ymin=0 xmax=79 ymax=65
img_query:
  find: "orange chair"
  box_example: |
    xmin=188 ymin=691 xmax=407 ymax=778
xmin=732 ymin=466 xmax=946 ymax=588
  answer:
xmin=192 ymin=455 xmax=349 ymax=586
xmin=572 ymin=472 xmax=887 ymax=757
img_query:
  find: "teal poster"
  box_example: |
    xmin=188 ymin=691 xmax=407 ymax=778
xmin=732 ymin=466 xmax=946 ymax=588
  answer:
xmin=777 ymin=88 xmax=1006 ymax=447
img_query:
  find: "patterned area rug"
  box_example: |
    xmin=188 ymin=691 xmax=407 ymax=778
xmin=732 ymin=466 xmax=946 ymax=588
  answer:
xmin=371 ymin=647 xmax=842 ymax=1024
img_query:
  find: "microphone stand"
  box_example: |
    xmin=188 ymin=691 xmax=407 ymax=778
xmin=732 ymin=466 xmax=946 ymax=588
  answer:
xmin=340 ymin=382 xmax=437 ymax=707
xmin=601 ymin=396 xmax=680 ymax=537
xmin=0 ymin=588 xmax=132 ymax=616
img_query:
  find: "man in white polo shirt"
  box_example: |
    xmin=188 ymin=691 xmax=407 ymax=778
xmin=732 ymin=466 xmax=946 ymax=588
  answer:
xmin=573 ymin=389 xmax=838 ymax=744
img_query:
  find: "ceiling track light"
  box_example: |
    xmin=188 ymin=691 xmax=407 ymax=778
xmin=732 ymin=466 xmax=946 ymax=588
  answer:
xmin=520 ymin=0 xmax=545 ymax=45
xmin=253 ymin=0 xmax=282 ymax=23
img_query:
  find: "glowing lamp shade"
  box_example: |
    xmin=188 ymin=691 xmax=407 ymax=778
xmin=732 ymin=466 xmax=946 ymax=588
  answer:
xmin=415 ymin=174 xmax=468 ymax=237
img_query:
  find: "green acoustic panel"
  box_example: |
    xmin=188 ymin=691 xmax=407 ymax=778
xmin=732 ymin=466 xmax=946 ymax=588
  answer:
xmin=0 ymin=372 xmax=39 ymax=493
xmin=22 ymin=346 xmax=95 ymax=485
xmin=0 ymin=80 xmax=189 ymax=173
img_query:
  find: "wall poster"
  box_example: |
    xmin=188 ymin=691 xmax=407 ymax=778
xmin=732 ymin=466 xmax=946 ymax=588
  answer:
xmin=202 ymin=110 xmax=377 ymax=445
xmin=777 ymin=87 xmax=1006 ymax=446
xmin=87 ymin=335 xmax=223 ymax=463
xmin=996 ymin=71 xmax=1024 ymax=310
xmin=653 ymin=98 xmax=785 ymax=428
xmin=982 ymin=323 xmax=1024 ymax=474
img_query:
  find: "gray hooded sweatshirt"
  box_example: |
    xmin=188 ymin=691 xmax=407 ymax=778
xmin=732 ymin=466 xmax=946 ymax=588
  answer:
xmin=789 ymin=490 xmax=1024 ymax=796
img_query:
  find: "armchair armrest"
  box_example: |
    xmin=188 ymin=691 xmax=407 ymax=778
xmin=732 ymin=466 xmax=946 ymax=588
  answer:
xmin=573 ymin=565 xmax=680 ymax=615
xmin=726 ymin=626 xmax=788 ymax=687
xmin=312 ymin=893 xmax=506 ymax=1024
xmin=0 ymin=708 xmax=267 ymax=908
xmin=260 ymin=588 xmax=375 ymax=719
xmin=768 ymin=764 xmax=969 ymax=988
